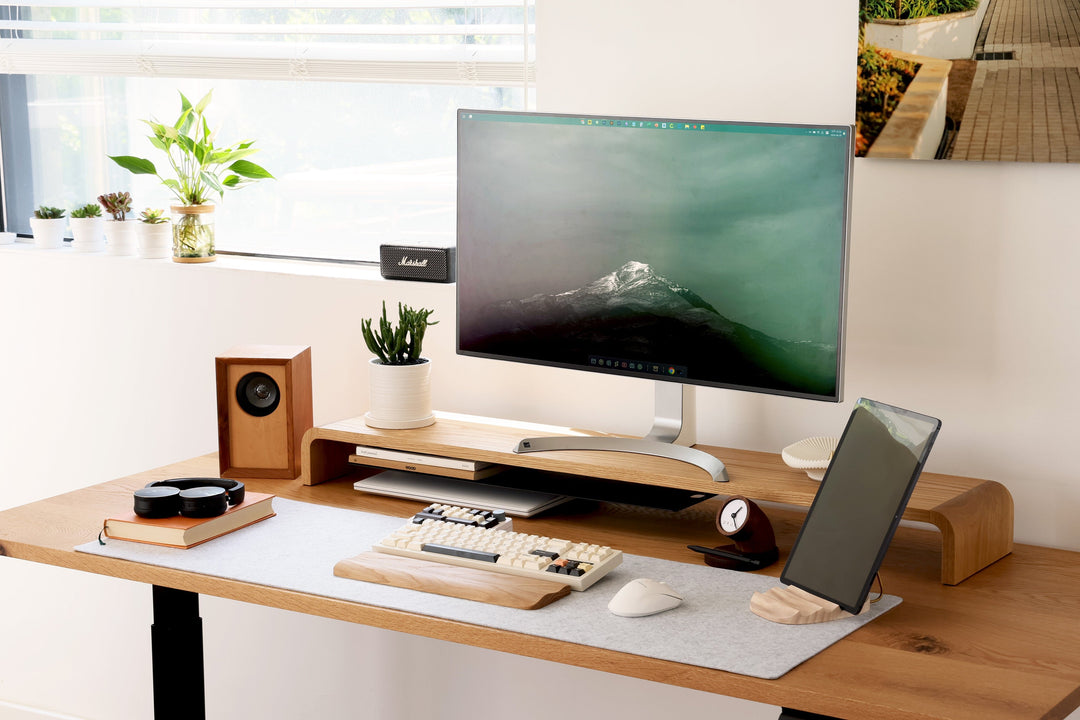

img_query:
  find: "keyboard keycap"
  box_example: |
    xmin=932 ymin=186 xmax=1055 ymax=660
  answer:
xmin=373 ymin=506 xmax=623 ymax=591
xmin=422 ymin=543 xmax=500 ymax=563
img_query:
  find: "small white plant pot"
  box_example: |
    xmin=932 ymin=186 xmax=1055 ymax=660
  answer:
xmin=69 ymin=216 xmax=106 ymax=252
xmin=364 ymin=358 xmax=435 ymax=429
xmin=136 ymin=222 xmax=172 ymax=259
xmin=29 ymin=217 xmax=67 ymax=249
xmin=104 ymin=219 xmax=138 ymax=256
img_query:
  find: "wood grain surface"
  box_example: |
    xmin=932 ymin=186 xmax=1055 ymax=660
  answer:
xmin=334 ymin=551 xmax=570 ymax=610
xmin=1 ymin=453 xmax=1078 ymax=720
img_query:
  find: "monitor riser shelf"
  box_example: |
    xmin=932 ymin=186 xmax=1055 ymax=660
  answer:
xmin=300 ymin=413 xmax=1013 ymax=585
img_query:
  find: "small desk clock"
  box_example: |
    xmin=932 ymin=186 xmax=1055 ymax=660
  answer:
xmin=688 ymin=495 xmax=779 ymax=571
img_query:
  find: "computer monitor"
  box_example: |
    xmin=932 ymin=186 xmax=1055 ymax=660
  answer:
xmin=456 ymin=110 xmax=854 ymax=478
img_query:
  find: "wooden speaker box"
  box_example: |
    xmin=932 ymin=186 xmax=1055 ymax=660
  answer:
xmin=216 ymin=345 xmax=313 ymax=479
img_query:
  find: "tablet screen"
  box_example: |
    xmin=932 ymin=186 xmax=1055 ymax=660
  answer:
xmin=780 ymin=398 xmax=941 ymax=614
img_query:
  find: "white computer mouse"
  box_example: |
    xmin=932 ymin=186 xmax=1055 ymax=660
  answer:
xmin=607 ymin=578 xmax=683 ymax=617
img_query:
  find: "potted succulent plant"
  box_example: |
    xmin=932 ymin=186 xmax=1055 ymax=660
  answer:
xmin=135 ymin=208 xmax=172 ymax=259
xmin=69 ymin=202 xmax=106 ymax=252
xmin=99 ymin=191 xmax=137 ymax=256
xmin=361 ymin=302 xmax=439 ymax=429
xmin=29 ymin=205 xmax=67 ymax=249
xmin=109 ymin=89 xmax=272 ymax=263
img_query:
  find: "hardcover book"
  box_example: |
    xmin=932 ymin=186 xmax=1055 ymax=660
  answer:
xmin=103 ymin=492 xmax=275 ymax=549
xmin=353 ymin=445 xmax=494 ymax=471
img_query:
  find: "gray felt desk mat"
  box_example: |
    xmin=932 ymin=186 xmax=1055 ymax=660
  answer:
xmin=77 ymin=498 xmax=900 ymax=679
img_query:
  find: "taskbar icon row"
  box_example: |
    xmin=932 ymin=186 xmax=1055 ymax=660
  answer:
xmin=589 ymin=356 xmax=687 ymax=378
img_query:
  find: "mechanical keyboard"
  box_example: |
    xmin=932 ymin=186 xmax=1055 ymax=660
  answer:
xmin=373 ymin=504 xmax=623 ymax=591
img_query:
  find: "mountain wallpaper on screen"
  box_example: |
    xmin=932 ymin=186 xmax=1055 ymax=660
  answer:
xmin=461 ymin=260 xmax=838 ymax=396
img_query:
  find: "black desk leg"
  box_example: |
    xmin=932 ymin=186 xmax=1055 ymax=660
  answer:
xmin=151 ymin=585 xmax=206 ymax=720
xmin=779 ymin=709 xmax=841 ymax=720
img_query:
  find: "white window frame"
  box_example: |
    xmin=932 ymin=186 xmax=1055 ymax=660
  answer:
xmin=0 ymin=2 xmax=535 ymax=262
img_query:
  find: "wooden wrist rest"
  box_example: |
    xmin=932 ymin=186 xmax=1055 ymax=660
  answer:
xmin=334 ymin=551 xmax=571 ymax=610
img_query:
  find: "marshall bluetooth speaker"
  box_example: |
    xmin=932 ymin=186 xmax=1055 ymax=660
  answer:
xmin=379 ymin=244 xmax=456 ymax=283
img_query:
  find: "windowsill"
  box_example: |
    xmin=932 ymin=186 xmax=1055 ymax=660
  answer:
xmin=0 ymin=240 xmax=388 ymax=282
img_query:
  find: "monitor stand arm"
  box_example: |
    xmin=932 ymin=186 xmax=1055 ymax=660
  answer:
xmin=512 ymin=382 xmax=730 ymax=482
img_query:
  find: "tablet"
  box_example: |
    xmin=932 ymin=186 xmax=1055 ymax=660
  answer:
xmin=780 ymin=398 xmax=942 ymax=614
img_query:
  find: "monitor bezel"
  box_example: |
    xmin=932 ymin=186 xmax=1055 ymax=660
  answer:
xmin=455 ymin=108 xmax=855 ymax=403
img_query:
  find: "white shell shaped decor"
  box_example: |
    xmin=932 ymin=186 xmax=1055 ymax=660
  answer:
xmin=781 ymin=436 xmax=839 ymax=480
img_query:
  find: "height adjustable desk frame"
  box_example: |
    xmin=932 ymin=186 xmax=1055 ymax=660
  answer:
xmin=2 ymin=414 xmax=1077 ymax=720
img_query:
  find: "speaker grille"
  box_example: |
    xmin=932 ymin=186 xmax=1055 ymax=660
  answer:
xmin=236 ymin=371 xmax=281 ymax=417
xmin=380 ymin=244 xmax=455 ymax=282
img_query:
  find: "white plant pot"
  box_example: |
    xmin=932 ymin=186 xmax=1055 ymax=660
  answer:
xmin=103 ymin=219 xmax=138 ymax=256
xmin=136 ymin=222 xmax=172 ymax=259
xmin=364 ymin=358 xmax=435 ymax=429
xmin=29 ymin=217 xmax=67 ymax=249
xmin=69 ymin=216 xmax=106 ymax=252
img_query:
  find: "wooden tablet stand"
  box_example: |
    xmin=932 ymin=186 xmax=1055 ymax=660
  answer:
xmin=749 ymin=585 xmax=869 ymax=625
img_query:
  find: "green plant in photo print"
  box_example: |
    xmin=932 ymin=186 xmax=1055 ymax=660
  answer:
xmin=861 ymin=0 xmax=978 ymax=20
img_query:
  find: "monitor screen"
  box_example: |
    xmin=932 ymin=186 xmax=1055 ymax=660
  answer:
xmin=456 ymin=110 xmax=853 ymax=401
xmin=781 ymin=398 xmax=942 ymax=614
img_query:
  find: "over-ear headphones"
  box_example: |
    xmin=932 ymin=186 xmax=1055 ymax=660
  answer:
xmin=133 ymin=478 xmax=246 ymax=519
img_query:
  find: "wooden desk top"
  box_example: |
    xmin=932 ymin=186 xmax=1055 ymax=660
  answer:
xmin=1 ymin=455 xmax=1079 ymax=720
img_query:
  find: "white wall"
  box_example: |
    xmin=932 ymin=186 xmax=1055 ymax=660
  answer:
xmin=1 ymin=1 xmax=1078 ymax=718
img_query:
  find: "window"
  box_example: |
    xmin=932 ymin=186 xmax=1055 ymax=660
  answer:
xmin=0 ymin=3 xmax=535 ymax=262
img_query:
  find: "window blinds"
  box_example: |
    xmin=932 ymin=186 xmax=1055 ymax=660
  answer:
xmin=0 ymin=2 xmax=534 ymax=87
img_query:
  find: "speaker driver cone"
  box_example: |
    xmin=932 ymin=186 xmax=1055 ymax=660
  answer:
xmin=236 ymin=371 xmax=281 ymax=417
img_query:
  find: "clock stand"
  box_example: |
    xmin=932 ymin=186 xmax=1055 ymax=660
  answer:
xmin=688 ymin=495 xmax=779 ymax=571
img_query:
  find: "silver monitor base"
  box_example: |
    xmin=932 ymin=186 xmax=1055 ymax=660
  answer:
xmin=513 ymin=382 xmax=729 ymax=482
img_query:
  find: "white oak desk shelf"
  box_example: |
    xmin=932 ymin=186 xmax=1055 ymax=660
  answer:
xmin=301 ymin=413 xmax=1014 ymax=585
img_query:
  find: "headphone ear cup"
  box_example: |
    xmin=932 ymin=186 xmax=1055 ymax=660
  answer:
xmin=178 ymin=486 xmax=229 ymax=518
xmin=225 ymin=480 xmax=245 ymax=506
xmin=133 ymin=486 xmax=182 ymax=518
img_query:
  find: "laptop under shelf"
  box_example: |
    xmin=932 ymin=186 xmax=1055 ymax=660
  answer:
xmin=353 ymin=469 xmax=571 ymax=517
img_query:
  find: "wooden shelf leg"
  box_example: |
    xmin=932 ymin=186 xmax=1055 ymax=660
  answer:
xmin=300 ymin=432 xmax=354 ymax=486
xmin=929 ymin=479 xmax=1014 ymax=585
xmin=151 ymin=585 xmax=206 ymax=720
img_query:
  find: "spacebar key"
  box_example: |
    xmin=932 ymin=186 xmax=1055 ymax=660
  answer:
xmin=421 ymin=543 xmax=500 ymax=563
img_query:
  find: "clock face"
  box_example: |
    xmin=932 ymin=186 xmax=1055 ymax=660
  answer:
xmin=719 ymin=497 xmax=750 ymax=535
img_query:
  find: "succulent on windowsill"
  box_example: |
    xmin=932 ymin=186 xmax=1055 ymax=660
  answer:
xmin=70 ymin=203 xmax=103 ymax=219
xmin=139 ymin=208 xmax=169 ymax=224
xmin=33 ymin=205 xmax=65 ymax=220
xmin=98 ymin=191 xmax=133 ymax=221
xmin=361 ymin=302 xmax=438 ymax=366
